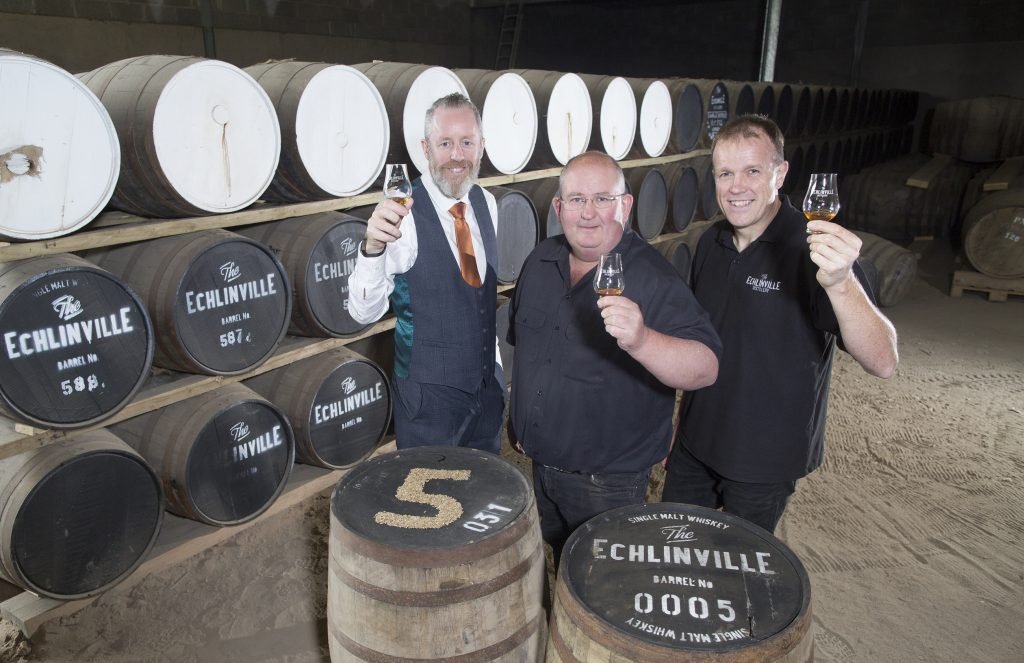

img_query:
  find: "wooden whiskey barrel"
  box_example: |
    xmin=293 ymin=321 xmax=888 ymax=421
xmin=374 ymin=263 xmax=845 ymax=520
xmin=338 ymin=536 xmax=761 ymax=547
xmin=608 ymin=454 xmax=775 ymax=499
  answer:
xmin=658 ymin=161 xmax=700 ymax=232
xmin=663 ymin=79 xmax=704 ymax=153
xmin=656 ymin=220 xmax=714 ymax=285
xmin=962 ymin=188 xmax=1024 ymax=278
xmin=626 ymin=78 xmax=672 ymax=157
xmin=853 ymin=231 xmax=918 ymax=307
xmin=354 ymin=62 xmax=467 ymax=177
xmin=626 ymin=167 xmax=669 ymax=240
xmin=244 ymin=347 xmax=391 ymax=470
xmin=456 ymin=69 xmax=538 ymax=175
xmin=237 ymin=212 xmax=367 ymax=337
xmin=79 ymin=54 xmax=280 ymax=217
xmin=0 ymin=48 xmax=119 ymax=240
xmin=0 ymin=254 xmax=153 ymax=429
xmin=245 ymin=60 xmax=389 ymax=200
xmin=509 ymin=177 xmax=563 ymax=238
xmin=0 ymin=430 xmax=163 ymax=599
xmin=85 ymin=229 xmax=291 ymax=375
xmin=547 ymin=503 xmax=813 ymax=662
xmin=328 ymin=446 xmax=546 ymax=662
xmin=580 ymin=74 xmax=637 ymax=160
xmin=490 ymin=186 xmax=540 ymax=283
xmin=110 ymin=383 xmax=295 ymax=526
xmin=512 ymin=69 xmax=593 ymax=168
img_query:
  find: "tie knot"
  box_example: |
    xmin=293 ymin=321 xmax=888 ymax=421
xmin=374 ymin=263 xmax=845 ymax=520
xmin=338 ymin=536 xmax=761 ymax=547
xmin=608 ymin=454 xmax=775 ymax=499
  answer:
xmin=450 ymin=202 xmax=467 ymax=221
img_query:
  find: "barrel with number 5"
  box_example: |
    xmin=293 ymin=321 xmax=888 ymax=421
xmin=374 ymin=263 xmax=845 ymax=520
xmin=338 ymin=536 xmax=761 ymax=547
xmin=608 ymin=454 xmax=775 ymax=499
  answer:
xmin=547 ymin=502 xmax=813 ymax=662
xmin=328 ymin=446 xmax=546 ymax=662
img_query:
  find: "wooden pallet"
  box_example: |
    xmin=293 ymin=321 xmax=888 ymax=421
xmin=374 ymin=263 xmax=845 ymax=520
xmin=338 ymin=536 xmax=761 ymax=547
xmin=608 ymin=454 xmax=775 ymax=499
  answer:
xmin=949 ymin=270 xmax=1024 ymax=302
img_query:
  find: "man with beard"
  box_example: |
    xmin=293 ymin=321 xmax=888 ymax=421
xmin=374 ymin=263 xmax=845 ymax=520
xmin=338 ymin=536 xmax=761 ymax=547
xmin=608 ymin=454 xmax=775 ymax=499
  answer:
xmin=347 ymin=93 xmax=503 ymax=452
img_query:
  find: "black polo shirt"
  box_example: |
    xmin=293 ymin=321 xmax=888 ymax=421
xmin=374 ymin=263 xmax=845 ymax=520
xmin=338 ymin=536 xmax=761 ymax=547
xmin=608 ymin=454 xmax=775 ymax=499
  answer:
xmin=679 ymin=195 xmax=873 ymax=482
xmin=508 ymin=229 xmax=722 ymax=474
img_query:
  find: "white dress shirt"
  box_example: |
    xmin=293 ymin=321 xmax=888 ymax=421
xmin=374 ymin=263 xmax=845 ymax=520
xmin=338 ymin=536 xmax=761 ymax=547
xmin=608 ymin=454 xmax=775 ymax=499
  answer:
xmin=347 ymin=175 xmax=502 ymax=367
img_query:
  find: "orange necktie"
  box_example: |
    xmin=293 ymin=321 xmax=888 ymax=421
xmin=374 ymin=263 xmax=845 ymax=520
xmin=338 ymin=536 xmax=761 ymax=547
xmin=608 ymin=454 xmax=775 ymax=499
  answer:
xmin=450 ymin=202 xmax=482 ymax=288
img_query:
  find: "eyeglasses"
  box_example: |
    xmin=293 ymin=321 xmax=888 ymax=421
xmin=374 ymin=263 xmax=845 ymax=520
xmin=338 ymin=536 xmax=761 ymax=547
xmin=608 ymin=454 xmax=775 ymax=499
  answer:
xmin=558 ymin=193 xmax=626 ymax=210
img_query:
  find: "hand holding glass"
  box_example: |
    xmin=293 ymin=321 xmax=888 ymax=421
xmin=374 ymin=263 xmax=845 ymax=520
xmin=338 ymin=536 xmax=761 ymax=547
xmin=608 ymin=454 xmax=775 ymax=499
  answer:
xmin=594 ymin=253 xmax=625 ymax=297
xmin=803 ymin=173 xmax=841 ymax=225
xmin=384 ymin=163 xmax=412 ymax=207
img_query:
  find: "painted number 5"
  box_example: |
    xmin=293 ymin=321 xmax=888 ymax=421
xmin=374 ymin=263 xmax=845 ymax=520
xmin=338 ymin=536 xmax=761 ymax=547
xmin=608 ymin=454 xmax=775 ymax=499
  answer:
xmin=373 ymin=468 xmax=471 ymax=529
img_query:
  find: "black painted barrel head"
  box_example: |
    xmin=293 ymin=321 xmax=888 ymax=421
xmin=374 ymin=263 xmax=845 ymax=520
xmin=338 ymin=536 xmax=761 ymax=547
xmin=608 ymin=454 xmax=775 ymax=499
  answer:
xmin=12 ymin=451 xmax=163 ymax=598
xmin=670 ymin=166 xmax=699 ymax=232
xmin=673 ymin=83 xmax=702 ymax=153
xmin=332 ymin=446 xmax=531 ymax=551
xmin=562 ymin=503 xmax=810 ymax=652
xmin=174 ymin=238 xmax=291 ymax=374
xmin=495 ymin=189 xmax=539 ymax=283
xmin=304 ymin=219 xmax=367 ymax=336
xmin=307 ymin=359 xmax=391 ymax=468
xmin=634 ymin=168 xmax=668 ymax=240
xmin=187 ymin=399 xmax=295 ymax=525
xmin=706 ymin=82 xmax=729 ymax=143
xmin=665 ymin=242 xmax=692 ymax=283
xmin=0 ymin=263 xmax=153 ymax=428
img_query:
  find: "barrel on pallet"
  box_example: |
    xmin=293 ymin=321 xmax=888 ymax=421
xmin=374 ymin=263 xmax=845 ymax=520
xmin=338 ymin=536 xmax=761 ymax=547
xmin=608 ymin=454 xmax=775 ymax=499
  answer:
xmin=237 ymin=213 xmax=367 ymax=338
xmin=489 ymin=185 xmax=540 ymax=283
xmin=244 ymin=348 xmax=391 ymax=470
xmin=354 ymin=62 xmax=467 ymax=177
xmin=85 ymin=229 xmax=291 ymax=375
xmin=0 ymin=48 xmax=119 ymax=240
xmin=328 ymin=446 xmax=546 ymax=662
xmin=512 ymin=69 xmax=593 ymax=168
xmin=456 ymin=69 xmax=538 ymax=175
xmin=0 ymin=254 xmax=154 ymax=429
xmin=79 ymin=54 xmax=280 ymax=217
xmin=245 ymin=60 xmax=389 ymax=200
xmin=110 ymin=383 xmax=295 ymax=526
xmin=0 ymin=430 xmax=164 ymax=599
xmin=962 ymin=188 xmax=1024 ymax=278
xmin=547 ymin=503 xmax=813 ymax=662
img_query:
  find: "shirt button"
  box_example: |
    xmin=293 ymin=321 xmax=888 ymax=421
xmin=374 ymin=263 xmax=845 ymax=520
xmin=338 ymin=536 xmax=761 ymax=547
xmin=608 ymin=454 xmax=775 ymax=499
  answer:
xmin=554 ymin=325 xmax=560 ymax=331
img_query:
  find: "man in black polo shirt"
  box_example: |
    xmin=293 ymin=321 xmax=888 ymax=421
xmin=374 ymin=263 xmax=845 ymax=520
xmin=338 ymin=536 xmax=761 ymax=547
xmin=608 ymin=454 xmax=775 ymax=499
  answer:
xmin=507 ymin=151 xmax=722 ymax=565
xmin=662 ymin=115 xmax=899 ymax=533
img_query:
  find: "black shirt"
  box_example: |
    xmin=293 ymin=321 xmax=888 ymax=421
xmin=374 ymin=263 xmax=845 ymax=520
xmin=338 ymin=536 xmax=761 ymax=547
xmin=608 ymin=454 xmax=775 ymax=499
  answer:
xmin=508 ymin=229 xmax=722 ymax=474
xmin=679 ymin=195 xmax=873 ymax=482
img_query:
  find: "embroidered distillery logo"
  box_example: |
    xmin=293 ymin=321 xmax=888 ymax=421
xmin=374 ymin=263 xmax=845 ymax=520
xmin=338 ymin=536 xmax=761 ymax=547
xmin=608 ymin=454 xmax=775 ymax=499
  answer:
xmin=341 ymin=376 xmax=357 ymax=395
xmin=746 ymin=273 xmax=782 ymax=294
xmin=51 ymin=294 xmax=84 ymax=321
xmin=230 ymin=421 xmax=251 ymax=442
xmin=661 ymin=524 xmax=697 ymax=544
xmin=219 ymin=261 xmax=242 ymax=283
xmin=339 ymin=237 xmax=359 ymax=256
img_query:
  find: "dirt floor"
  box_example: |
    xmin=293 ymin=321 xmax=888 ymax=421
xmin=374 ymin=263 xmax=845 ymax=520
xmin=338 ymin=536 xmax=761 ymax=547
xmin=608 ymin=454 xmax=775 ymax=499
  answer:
xmin=1 ymin=239 xmax=1022 ymax=663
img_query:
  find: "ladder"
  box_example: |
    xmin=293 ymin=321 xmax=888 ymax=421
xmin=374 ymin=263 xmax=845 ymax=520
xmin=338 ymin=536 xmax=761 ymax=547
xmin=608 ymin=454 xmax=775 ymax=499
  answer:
xmin=494 ymin=1 xmax=524 ymax=69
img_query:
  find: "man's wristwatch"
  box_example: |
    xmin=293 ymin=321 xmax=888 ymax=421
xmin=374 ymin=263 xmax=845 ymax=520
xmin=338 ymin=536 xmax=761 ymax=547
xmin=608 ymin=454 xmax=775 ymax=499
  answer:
xmin=360 ymin=240 xmax=385 ymax=258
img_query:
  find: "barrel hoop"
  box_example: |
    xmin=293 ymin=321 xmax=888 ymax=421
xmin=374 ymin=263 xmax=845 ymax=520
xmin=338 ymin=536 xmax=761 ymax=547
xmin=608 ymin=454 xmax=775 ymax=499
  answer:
xmin=332 ymin=610 xmax=543 ymax=663
xmin=334 ymin=545 xmax=540 ymax=607
xmin=548 ymin=601 xmax=581 ymax=662
xmin=333 ymin=496 xmax=535 ymax=567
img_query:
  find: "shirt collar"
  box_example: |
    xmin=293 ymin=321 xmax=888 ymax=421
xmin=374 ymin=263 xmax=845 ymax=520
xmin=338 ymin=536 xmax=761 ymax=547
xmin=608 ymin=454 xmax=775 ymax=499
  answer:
xmin=420 ymin=171 xmax=471 ymax=210
xmin=714 ymin=194 xmax=795 ymax=247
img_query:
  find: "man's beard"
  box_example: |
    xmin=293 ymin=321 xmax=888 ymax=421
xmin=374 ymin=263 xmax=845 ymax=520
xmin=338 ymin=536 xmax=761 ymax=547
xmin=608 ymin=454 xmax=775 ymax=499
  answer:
xmin=429 ymin=158 xmax=480 ymax=199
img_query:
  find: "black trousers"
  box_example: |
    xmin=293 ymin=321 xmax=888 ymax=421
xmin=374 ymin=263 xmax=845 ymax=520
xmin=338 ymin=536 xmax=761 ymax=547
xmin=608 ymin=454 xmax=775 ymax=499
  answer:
xmin=662 ymin=445 xmax=797 ymax=534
